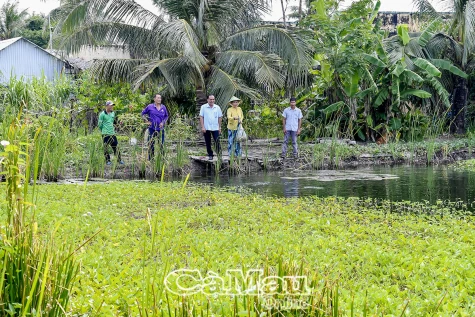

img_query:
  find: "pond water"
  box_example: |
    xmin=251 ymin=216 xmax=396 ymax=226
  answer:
xmin=186 ymin=165 xmax=475 ymax=207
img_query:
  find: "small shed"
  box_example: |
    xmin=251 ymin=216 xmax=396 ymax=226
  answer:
xmin=0 ymin=37 xmax=72 ymax=84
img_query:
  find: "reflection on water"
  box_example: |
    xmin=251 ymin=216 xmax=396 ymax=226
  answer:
xmin=282 ymin=177 xmax=299 ymax=198
xmin=184 ymin=165 xmax=475 ymax=206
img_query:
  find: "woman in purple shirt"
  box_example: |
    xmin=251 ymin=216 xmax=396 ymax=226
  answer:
xmin=142 ymin=94 xmax=169 ymax=160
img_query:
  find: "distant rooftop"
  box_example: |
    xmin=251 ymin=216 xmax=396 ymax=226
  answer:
xmin=0 ymin=37 xmax=21 ymax=51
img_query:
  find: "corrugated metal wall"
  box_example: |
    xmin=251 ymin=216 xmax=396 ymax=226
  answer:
xmin=0 ymin=39 xmax=66 ymax=83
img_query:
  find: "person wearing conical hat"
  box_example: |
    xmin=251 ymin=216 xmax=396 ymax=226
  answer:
xmin=227 ymin=96 xmax=244 ymax=158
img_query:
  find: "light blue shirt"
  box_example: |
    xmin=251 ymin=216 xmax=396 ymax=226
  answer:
xmin=200 ymin=103 xmax=223 ymax=131
xmin=282 ymin=107 xmax=303 ymax=131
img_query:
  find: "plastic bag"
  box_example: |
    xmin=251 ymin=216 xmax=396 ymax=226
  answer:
xmin=236 ymin=124 xmax=247 ymax=142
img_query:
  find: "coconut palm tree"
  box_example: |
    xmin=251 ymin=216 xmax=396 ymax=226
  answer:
xmin=413 ymin=0 xmax=475 ymax=134
xmin=50 ymin=0 xmax=312 ymax=111
xmin=0 ymin=1 xmax=28 ymax=40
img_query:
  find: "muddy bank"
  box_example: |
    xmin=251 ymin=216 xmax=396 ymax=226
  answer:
xmin=35 ymin=138 xmax=475 ymax=181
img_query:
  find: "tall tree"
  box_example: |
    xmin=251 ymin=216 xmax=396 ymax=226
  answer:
xmin=280 ymin=0 xmax=287 ymax=27
xmin=0 ymin=0 xmax=28 ymax=40
xmin=50 ymin=0 xmax=312 ymax=112
xmin=20 ymin=14 xmax=49 ymax=48
xmin=414 ymin=0 xmax=475 ymax=134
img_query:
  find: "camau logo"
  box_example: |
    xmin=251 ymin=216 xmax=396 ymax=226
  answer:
xmin=164 ymin=269 xmax=312 ymax=296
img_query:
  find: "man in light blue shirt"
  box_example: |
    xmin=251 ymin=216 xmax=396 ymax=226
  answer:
xmin=200 ymin=95 xmax=223 ymax=160
xmin=281 ymin=97 xmax=303 ymax=159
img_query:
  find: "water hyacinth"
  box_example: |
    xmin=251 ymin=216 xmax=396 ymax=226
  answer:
xmin=27 ymin=181 xmax=475 ymax=316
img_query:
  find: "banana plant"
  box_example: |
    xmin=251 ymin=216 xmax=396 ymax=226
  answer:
xmin=363 ymin=23 xmax=467 ymax=140
xmin=307 ymin=0 xmax=382 ymax=138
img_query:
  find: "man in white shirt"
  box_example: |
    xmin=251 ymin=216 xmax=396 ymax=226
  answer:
xmin=200 ymin=95 xmax=223 ymax=160
xmin=281 ymin=97 xmax=303 ymax=159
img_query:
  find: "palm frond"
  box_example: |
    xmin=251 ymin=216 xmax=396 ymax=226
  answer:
xmin=418 ymin=17 xmax=441 ymax=47
xmin=89 ymin=58 xmax=147 ymax=82
xmin=156 ymin=19 xmax=208 ymax=68
xmin=462 ymin=1 xmax=475 ymax=66
xmin=156 ymin=0 xmax=269 ymax=26
xmin=412 ymin=0 xmax=440 ymax=20
xmin=406 ymin=38 xmax=426 ymax=59
xmin=216 ymin=50 xmax=285 ymax=90
xmin=207 ymin=65 xmax=260 ymax=107
xmin=223 ymin=25 xmax=312 ymax=87
xmin=53 ymin=0 xmax=162 ymax=33
xmin=54 ymin=21 xmax=161 ymax=56
xmin=383 ymin=35 xmax=404 ymax=64
xmin=51 ymin=0 xmax=164 ymax=54
xmin=427 ymin=33 xmax=464 ymax=65
xmin=132 ymin=56 xmax=203 ymax=94
xmin=466 ymin=58 xmax=475 ymax=73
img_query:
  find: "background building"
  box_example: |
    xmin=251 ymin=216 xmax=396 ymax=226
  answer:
xmin=0 ymin=37 xmax=72 ymax=83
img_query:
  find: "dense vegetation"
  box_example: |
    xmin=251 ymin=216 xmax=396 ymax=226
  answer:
xmin=41 ymin=0 xmax=475 ymax=142
xmin=0 ymin=1 xmax=49 ymax=47
xmin=2 ymin=0 xmax=475 ymax=315
xmin=2 ymin=179 xmax=474 ymax=315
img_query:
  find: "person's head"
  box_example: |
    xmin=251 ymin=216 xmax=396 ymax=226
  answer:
xmin=207 ymin=94 xmax=215 ymax=106
xmin=105 ymin=100 xmax=114 ymax=112
xmin=229 ymin=96 xmax=241 ymax=108
xmin=289 ymin=97 xmax=297 ymax=108
xmin=153 ymin=94 xmax=162 ymax=104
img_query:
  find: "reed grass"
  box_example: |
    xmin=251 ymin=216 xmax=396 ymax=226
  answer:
xmin=0 ymin=119 xmax=78 ymax=316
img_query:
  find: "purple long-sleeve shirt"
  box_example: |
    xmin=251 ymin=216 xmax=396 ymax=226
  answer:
xmin=142 ymin=103 xmax=169 ymax=132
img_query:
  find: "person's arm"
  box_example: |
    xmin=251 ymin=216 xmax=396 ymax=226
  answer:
xmin=160 ymin=106 xmax=169 ymax=129
xmin=297 ymin=110 xmax=303 ymax=135
xmin=141 ymin=106 xmax=152 ymax=126
xmin=98 ymin=112 xmax=104 ymax=130
xmin=239 ymin=108 xmax=244 ymax=123
xmin=282 ymin=110 xmax=287 ymax=134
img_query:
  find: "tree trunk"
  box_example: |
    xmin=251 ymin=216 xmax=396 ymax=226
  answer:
xmin=195 ymin=87 xmax=207 ymax=115
xmin=195 ymin=86 xmax=207 ymax=132
xmin=450 ymin=76 xmax=468 ymax=134
xmin=195 ymin=49 xmax=211 ymax=130
xmin=280 ymin=0 xmax=287 ymax=28
xmin=298 ymin=0 xmax=303 ymax=21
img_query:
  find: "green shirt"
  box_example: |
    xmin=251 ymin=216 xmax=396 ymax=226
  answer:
xmin=98 ymin=110 xmax=116 ymax=135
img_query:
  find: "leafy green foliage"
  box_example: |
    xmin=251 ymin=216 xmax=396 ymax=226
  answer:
xmin=0 ymin=0 xmax=28 ymax=40
xmin=303 ymin=0 xmax=458 ymax=142
xmin=20 ymin=14 xmax=49 ymax=48
xmin=23 ymin=181 xmax=475 ymax=315
xmin=0 ymin=119 xmax=77 ymax=316
xmin=51 ymin=0 xmax=312 ymax=109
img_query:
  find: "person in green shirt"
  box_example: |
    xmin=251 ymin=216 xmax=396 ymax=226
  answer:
xmin=98 ymin=101 xmax=124 ymax=165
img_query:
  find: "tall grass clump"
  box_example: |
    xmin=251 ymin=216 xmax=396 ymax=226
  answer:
xmin=82 ymin=133 xmax=105 ymax=177
xmin=425 ymin=109 xmax=449 ymax=164
xmin=151 ymin=132 xmax=169 ymax=178
xmin=0 ymin=119 xmax=78 ymax=315
xmin=36 ymin=117 xmax=68 ymax=181
xmin=168 ymin=116 xmax=193 ymax=171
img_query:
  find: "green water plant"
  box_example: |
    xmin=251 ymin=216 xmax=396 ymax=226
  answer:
xmin=0 ymin=119 xmax=78 ymax=316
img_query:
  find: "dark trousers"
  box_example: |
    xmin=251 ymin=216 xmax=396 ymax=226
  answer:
xmin=148 ymin=129 xmax=165 ymax=160
xmin=103 ymin=135 xmax=121 ymax=162
xmin=203 ymin=130 xmax=221 ymax=157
